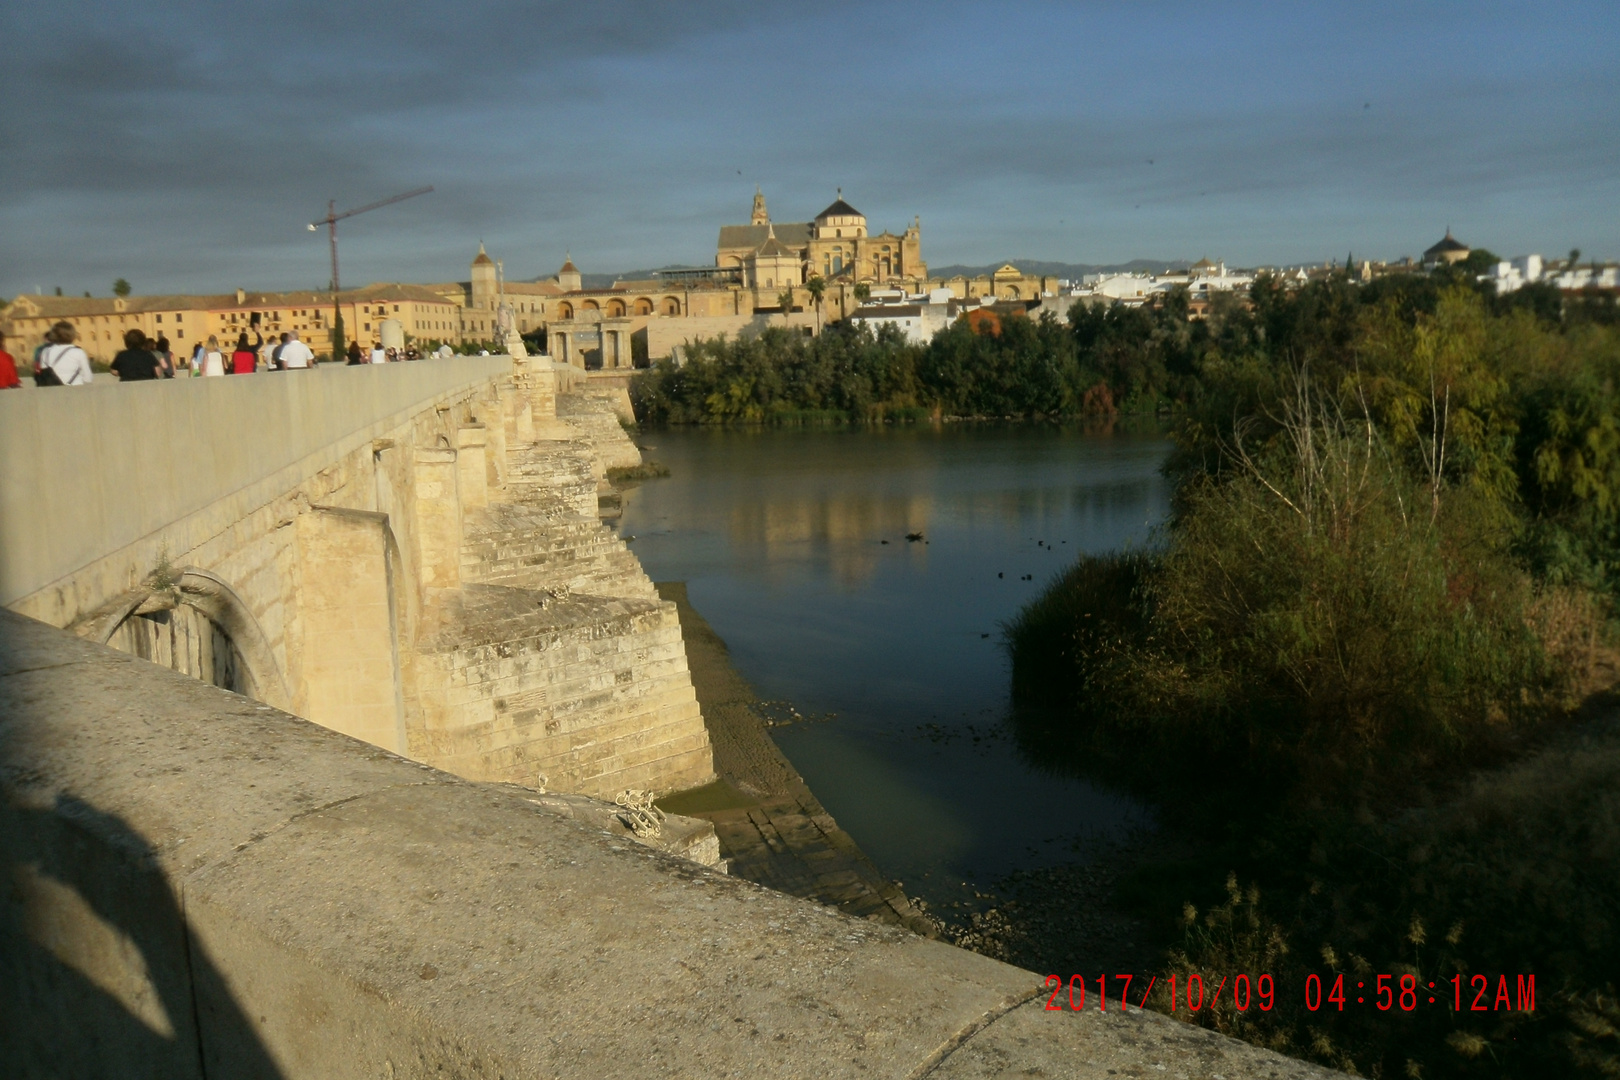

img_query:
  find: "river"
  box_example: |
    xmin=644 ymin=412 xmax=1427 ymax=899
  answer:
xmin=618 ymin=422 xmax=1172 ymax=911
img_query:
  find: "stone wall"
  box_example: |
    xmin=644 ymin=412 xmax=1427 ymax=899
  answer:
xmin=1 ymin=608 xmax=1344 ymax=1079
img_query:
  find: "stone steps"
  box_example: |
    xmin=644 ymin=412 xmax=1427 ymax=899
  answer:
xmin=411 ymin=585 xmax=711 ymax=798
xmin=458 ymin=504 xmax=654 ymax=599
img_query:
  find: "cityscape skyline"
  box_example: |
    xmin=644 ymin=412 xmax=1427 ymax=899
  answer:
xmin=1 ymin=0 xmax=1616 ymax=299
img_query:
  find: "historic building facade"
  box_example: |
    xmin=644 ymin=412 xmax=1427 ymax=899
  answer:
xmin=716 ymin=190 xmax=927 ymax=290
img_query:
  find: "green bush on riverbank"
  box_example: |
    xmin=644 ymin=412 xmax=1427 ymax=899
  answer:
xmin=629 ymin=299 xmax=1198 ymax=423
xmin=1007 ymin=279 xmax=1620 ymax=1077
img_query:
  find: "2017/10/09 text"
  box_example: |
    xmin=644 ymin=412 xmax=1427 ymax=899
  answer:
xmin=1043 ymin=974 xmax=1536 ymax=1014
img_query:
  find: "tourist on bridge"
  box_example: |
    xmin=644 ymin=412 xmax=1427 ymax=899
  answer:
xmin=0 ymin=331 xmax=20 ymax=389
xmin=370 ymin=342 xmax=387 ymax=364
xmin=258 ymin=335 xmax=277 ymax=372
xmin=278 ymin=331 xmax=314 ymax=370
xmin=230 ymin=332 xmax=261 ymax=375
xmin=346 ymin=340 xmax=364 ymax=365
xmin=153 ymin=335 xmax=174 ymax=377
xmin=35 ymin=322 xmax=93 ymax=385
xmin=110 ymin=329 xmax=162 ymax=381
xmin=199 ymin=336 xmax=226 ymax=377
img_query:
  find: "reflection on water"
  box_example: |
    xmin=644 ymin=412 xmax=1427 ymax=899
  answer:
xmin=619 ymin=423 xmax=1173 ymax=907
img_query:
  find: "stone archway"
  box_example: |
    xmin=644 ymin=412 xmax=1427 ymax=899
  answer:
xmin=98 ymin=568 xmax=290 ymax=709
xmin=633 ymin=297 xmax=653 ymax=316
xmin=606 ymin=299 xmax=626 ymax=318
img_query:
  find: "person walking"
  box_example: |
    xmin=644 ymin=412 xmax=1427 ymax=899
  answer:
xmin=152 ymin=334 xmax=174 ymax=377
xmin=0 ymin=331 xmax=20 ymax=389
xmin=110 ymin=329 xmax=163 ymax=381
xmin=345 ymin=340 xmax=364 ymax=365
xmin=278 ymin=331 xmax=314 ymax=370
xmin=200 ymin=336 xmax=226 ymax=377
xmin=35 ymin=322 xmax=93 ymax=385
xmin=230 ymin=331 xmax=261 ymax=375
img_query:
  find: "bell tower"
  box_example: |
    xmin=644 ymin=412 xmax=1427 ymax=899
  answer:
xmin=750 ymin=186 xmax=769 ymax=226
xmin=470 ymin=242 xmax=497 ymax=307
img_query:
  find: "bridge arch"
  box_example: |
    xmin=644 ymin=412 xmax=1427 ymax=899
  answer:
xmin=99 ymin=567 xmax=290 ymax=709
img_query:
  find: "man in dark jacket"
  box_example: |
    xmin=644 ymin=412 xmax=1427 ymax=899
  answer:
xmin=109 ymin=328 xmax=162 ymax=381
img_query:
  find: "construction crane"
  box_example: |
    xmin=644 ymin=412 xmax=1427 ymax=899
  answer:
xmin=309 ymin=186 xmax=433 ymax=295
xmin=308 ymin=186 xmax=432 ymax=353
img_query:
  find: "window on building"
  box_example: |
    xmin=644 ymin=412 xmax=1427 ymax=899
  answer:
xmin=156 ymin=314 xmax=163 ymax=323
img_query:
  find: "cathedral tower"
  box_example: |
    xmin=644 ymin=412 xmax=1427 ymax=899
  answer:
xmin=751 ymin=187 xmax=769 ymax=226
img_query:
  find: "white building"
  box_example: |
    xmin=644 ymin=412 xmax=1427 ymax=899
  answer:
xmin=849 ymin=287 xmax=959 ymax=344
xmin=1066 ymin=259 xmax=1256 ymax=307
xmin=1482 ymin=254 xmax=1617 ymax=293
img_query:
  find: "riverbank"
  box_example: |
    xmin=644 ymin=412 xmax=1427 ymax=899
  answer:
xmin=656 ymin=579 xmax=1184 ymax=975
xmin=653 ymin=582 xmax=935 ymax=935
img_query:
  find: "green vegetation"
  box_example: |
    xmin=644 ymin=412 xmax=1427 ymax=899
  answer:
xmin=1007 ymin=275 xmax=1620 ymax=1077
xmin=112 ymin=278 xmax=131 ymax=298
xmin=632 ymin=311 xmax=1123 ymax=424
xmin=606 ymin=460 xmax=670 ymax=485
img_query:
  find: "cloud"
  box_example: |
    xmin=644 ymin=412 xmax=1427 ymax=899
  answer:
xmin=0 ymin=0 xmax=1614 ymax=296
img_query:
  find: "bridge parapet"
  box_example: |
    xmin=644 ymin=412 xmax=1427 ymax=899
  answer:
xmin=0 ymin=357 xmax=512 ymax=615
xmin=0 ymin=608 xmax=1343 ymax=1079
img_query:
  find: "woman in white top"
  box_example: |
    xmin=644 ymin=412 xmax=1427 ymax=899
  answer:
xmin=36 ymin=322 xmax=94 ymax=384
xmin=200 ymin=336 xmax=226 ymax=377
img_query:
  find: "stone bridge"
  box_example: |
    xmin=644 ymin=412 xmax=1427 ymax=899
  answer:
xmin=1 ymin=358 xmax=1340 ymax=1078
xmin=1 ymin=357 xmax=712 ymax=799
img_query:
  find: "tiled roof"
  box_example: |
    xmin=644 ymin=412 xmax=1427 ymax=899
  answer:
xmin=718 ymin=223 xmax=812 ymax=250
xmin=815 ymin=198 xmax=863 ymax=220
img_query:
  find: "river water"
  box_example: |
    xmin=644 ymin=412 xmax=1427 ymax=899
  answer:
xmin=618 ymin=423 xmax=1172 ymax=909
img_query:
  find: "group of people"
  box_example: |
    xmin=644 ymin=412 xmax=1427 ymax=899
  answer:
xmin=0 ymin=322 xmax=96 ymax=387
xmin=192 ymin=330 xmax=315 ymax=376
xmin=0 ymin=322 xmax=329 ymax=386
xmin=0 ymin=322 xmax=450 ymax=390
xmin=345 ymin=341 xmax=421 ymax=364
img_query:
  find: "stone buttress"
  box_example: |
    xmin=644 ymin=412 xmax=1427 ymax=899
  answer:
xmin=403 ymin=361 xmax=715 ymax=797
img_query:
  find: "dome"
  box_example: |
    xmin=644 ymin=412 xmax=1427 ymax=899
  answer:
xmin=815 ymin=196 xmax=863 ymax=222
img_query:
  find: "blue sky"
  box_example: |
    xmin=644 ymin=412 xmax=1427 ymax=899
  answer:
xmin=1 ymin=1 xmax=1615 ymax=298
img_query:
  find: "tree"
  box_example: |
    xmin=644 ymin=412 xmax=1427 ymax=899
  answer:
xmin=854 ymin=282 xmax=871 ymax=303
xmin=777 ymin=289 xmax=795 ymax=314
xmin=330 ymin=309 xmax=346 ymax=366
xmin=54 ymin=286 xmax=62 ymax=296
xmin=804 ymin=275 xmax=826 ymax=333
xmin=112 ymin=278 xmax=131 ymax=297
